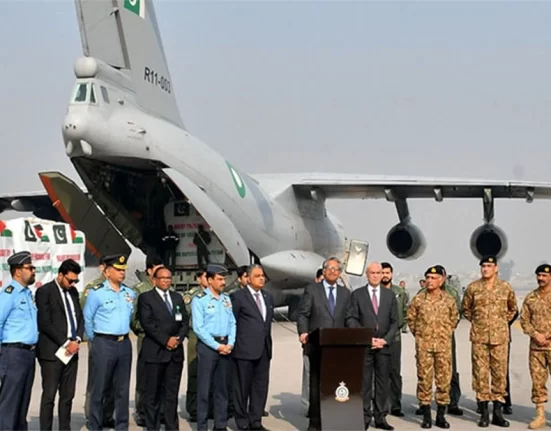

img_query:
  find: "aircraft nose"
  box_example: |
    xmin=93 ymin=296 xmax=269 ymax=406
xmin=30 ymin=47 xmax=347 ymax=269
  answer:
xmin=62 ymin=114 xmax=87 ymax=141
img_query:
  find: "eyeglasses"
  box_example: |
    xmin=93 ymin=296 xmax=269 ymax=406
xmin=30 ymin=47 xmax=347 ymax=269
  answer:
xmin=64 ymin=275 xmax=79 ymax=284
xmin=325 ymin=266 xmax=341 ymax=272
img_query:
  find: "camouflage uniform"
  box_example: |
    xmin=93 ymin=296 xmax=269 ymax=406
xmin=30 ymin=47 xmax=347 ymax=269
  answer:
xmin=81 ymin=275 xmax=115 ymax=427
xmin=388 ymin=284 xmax=408 ymax=413
xmin=520 ymin=288 xmax=551 ymax=405
xmin=130 ymin=277 xmax=155 ymax=423
xmin=407 ymin=290 xmax=459 ymax=406
xmin=184 ymin=286 xmax=214 ymax=420
xmin=461 ymin=278 xmax=518 ymax=403
xmin=418 ymin=282 xmax=462 ymax=409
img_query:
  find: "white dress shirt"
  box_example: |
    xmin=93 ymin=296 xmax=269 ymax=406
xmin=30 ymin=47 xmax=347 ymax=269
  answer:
xmin=247 ymin=285 xmax=266 ymax=321
xmin=367 ymin=284 xmax=381 ymax=308
xmin=156 ymin=287 xmax=173 ymax=309
xmin=55 ymin=280 xmax=79 ymax=342
xmin=322 ymin=279 xmax=338 ymax=302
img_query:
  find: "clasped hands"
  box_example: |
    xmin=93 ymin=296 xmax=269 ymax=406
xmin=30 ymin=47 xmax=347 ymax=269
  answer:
xmin=371 ymin=337 xmax=387 ymax=350
xmin=217 ymin=344 xmax=233 ymax=355
xmin=166 ymin=336 xmax=181 ymax=350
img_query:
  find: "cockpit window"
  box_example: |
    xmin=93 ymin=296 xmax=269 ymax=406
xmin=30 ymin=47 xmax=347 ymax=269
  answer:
xmin=101 ymin=86 xmax=110 ymax=103
xmin=73 ymin=83 xmax=88 ymax=102
xmin=72 ymin=82 xmax=99 ymax=105
xmin=90 ymin=85 xmax=97 ymax=103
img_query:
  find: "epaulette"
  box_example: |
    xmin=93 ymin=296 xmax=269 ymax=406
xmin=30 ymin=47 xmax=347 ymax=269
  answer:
xmin=196 ymin=291 xmax=206 ymax=298
xmin=188 ymin=286 xmax=199 ymax=294
xmin=92 ymin=282 xmax=103 ymax=291
xmin=4 ymin=285 xmax=14 ymax=294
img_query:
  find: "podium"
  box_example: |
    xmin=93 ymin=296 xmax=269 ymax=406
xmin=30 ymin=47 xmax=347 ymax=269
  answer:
xmin=308 ymin=327 xmax=372 ymax=430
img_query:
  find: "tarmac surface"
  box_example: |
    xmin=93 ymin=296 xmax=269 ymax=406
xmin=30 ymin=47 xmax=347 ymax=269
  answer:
xmin=25 ymin=311 xmax=548 ymax=430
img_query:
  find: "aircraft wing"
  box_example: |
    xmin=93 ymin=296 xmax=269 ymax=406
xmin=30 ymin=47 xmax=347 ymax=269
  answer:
xmin=290 ymin=173 xmax=551 ymax=201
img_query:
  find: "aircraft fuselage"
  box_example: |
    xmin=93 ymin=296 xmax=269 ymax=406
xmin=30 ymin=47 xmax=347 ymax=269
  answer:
xmin=62 ymin=62 xmax=346 ymax=286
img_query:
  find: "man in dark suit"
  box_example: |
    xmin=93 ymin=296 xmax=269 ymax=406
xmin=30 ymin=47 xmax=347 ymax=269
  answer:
xmin=297 ymin=257 xmax=351 ymax=431
xmin=345 ymin=261 xmax=399 ymax=431
xmin=36 ymin=259 xmax=84 ymax=431
xmin=230 ymin=264 xmax=273 ymax=431
xmin=137 ymin=266 xmax=189 ymax=431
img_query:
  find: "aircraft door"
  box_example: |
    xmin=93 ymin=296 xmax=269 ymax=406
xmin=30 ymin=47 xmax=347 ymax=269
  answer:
xmin=38 ymin=171 xmax=131 ymax=258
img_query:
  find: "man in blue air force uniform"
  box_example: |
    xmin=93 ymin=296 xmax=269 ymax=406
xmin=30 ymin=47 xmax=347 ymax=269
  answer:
xmin=192 ymin=263 xmax=236 ymax=431
xmin=83 ymin=254 xmax=136 ymax=431
xmin=0 ymin=251 xmax=38 ymax=431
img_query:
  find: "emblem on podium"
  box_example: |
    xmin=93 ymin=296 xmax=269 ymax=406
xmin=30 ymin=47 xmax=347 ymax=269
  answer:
xmin=335 ymin=381 xmax=350 ymax=402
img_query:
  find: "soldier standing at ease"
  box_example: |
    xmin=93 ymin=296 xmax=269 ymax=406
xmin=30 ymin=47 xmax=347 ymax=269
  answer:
xmin=81 ymin=257 xmax=116 ymax=429
xmin=462 ymin=255 xmax=517 ymax=428
xmin=381 ymin=262 xmax=408 ymax=417
xmin=184 ymin=269 xmax=214 ymax=422
xmin=83 ymin=254 xmax=136 ymax=431
xmin=191 ymin=264 xmax=236 ymax=431
xmin=131 ymin=256 xmax=164 ymax=426
xmin=407 ymin=265 xmax=459 ymax=429
xmin=520 ymin=263 xmax=551 ymax=429
xmin=0 ymin=251 xmax=38 ymax=431
xmin=223 ymin=265 xmax=248 ymax=419
xmin=415 ymin=265 xmax=463 ymax=416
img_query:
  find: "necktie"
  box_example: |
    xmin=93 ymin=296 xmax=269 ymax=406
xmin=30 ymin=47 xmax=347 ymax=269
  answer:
xmin=254 ymin=292 xmax=264 ymax=320
xmin=372 ymin=289 xmax=378 ymax=315
xmin=63 ymin=290 xmax=77 ymax=339
xmin=328 ymin=286 xmax=335 ymax=316
xmin=164 ymin=293 xmax=173 ymax=315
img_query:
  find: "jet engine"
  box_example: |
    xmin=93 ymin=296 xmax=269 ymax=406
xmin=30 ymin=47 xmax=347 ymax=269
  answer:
xmin=469 ymin=223 xmax=508 ymax=260
xmin=386 ymin=222 xmax=427 ymax=260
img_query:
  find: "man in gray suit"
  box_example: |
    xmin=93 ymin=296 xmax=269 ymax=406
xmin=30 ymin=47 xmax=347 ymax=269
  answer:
xmin=297 ymin=257 xmax=351 ymax=431
xmin=346 ymin=262 xmax=399 ymax=431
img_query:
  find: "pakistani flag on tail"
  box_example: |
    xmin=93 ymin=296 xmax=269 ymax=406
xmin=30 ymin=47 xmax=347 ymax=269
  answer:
xmin=124 ymin=0 xmax=145 ymax=19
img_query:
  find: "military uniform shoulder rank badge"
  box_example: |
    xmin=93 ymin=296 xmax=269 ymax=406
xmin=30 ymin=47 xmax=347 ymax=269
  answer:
xmin=5 ymin=286 xmax=13 ymax=294
xmin=223 ymin=298 xmax=232 ymax=308
xmin=124 ymin=291 xmax=133 ymax=302
xmin=335 ymin=382 xmax=350 ymax=402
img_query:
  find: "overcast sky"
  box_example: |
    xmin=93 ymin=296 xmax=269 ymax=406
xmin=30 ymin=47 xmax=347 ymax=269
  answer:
xmin=1 ymin=1 xmax=551 ymax=277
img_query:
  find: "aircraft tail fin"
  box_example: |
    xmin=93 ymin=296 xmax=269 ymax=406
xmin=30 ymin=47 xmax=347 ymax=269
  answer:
xmin=75 ymin=0 xmax=184 ymax=128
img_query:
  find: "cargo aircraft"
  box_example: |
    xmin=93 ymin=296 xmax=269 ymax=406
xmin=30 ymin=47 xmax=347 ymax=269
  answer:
xmin=2 ymin=0 xmax=551 ymax=313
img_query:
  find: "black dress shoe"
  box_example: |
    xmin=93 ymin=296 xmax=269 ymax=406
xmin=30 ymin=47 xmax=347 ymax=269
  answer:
xmin=262 ymin=410 xmax=269 ymax=417
xmin=374 ymin=418 xmax=394 ymax=430
xmin=134 ymin=413 xmax=146 ymax=427
xmin=390 ymin=409 xmax=404 ymax=417
xmin=103 ymin=419 xmax=115 ymax=428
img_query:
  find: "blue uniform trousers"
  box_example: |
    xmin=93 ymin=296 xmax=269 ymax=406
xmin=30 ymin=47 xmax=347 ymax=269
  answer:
xmin=197 ymin=341 xmax=230 ymax=431
xmin=89 ymin=336 xmax=132 ymax=431
xmin=0 ymin=346 xmax=36 ymax=431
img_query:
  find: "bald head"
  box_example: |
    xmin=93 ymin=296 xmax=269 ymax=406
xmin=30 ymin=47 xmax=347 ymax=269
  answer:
xmin=366 ymin=261 xmax=383 ymax=286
